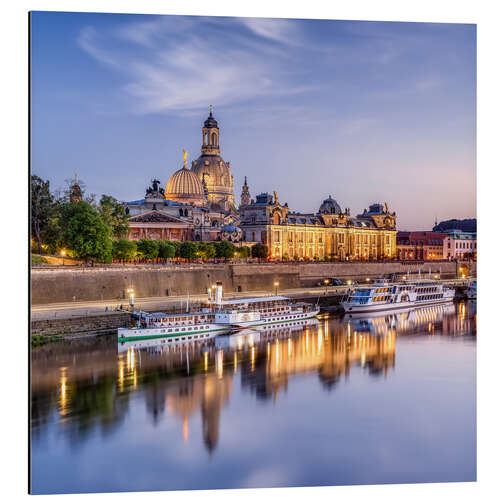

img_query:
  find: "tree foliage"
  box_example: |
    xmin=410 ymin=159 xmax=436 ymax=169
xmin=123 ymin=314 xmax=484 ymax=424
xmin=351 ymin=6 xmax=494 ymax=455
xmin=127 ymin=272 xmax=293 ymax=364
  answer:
xmin=214 ymin=241 xmax=236 ymax=260
xmin=98 ymin=195 xmax=130 ymax=238
xmin=197 ymin=242 xmax=216 ymax=260
xmin=158 ymin=240 xmax=176 ymax=259
xmin=236 ymin=246 xmax=251 ymax=259
xmin=251 ymin=243 xmax=269 ymax=259
xmin=58 ymin=201 xmax=113 ymax=262
xmin=136 ymin=239 xmax=159 ymax=260
xmin=112 ymin=239 xmax=137 ymax=260
xmin=180 ymin=241 xmax=197 ymax=260
xmin=31 ymin=175 xmax=54 ymax=254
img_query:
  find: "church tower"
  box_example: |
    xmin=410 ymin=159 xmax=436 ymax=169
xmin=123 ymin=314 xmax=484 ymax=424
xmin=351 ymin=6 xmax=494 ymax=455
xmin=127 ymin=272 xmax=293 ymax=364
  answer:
xmin=191 ymin=106 xmax=236 ymax=212
xmin=240 ymin=176 xmax=251 ymax=208
xmin=201 ymin=105 xmax=220 ymax=155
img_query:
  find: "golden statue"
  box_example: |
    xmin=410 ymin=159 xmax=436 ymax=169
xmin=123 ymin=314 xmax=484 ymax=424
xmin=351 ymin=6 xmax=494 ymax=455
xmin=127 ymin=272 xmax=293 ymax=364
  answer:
xmin=273 ymin=190 xmax=279 ymax=205
xmin=183 ymin=148 xmax=188 ymax=169
xmin=384 ymin=202 xmax=389 ymax=213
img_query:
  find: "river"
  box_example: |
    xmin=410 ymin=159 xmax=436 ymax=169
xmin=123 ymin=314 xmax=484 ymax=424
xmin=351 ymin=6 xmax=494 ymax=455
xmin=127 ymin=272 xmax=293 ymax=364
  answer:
xmin=30 ymin=300 xmax=476 ymax=494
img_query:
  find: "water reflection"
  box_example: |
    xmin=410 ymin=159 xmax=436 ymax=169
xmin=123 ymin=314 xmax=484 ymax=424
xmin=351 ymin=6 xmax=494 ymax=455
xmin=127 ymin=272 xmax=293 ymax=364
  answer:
xmin=31 ymin=302 xmax=475 ymax=453
xmin=31 ymin=301 xmax=476 ymax=492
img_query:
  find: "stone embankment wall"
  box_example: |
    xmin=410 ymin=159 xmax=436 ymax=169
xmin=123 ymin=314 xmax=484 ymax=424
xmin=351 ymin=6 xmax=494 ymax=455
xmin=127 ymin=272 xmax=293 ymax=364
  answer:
xmin=31 ymin=312 xmax=134 ymax=337
xmin=31 ymin=261 xmax=475 ymax=305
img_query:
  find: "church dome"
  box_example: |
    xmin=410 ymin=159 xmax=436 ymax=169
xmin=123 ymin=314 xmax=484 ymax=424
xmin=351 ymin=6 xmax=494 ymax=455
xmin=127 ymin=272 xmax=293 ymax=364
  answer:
xmin=319 ymin=195 xmax=342 ymax=215
xmin=165 ymin=165 xmax=207 ymax=206
xmin=191 ymin=155 xmax=235 ymax=208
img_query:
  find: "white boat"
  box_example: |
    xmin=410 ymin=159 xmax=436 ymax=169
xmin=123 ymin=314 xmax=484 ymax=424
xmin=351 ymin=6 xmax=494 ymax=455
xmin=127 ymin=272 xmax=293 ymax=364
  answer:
xmin=118 ymin=283 xmax=320 ymax=343
xmin=341 ymin=279 xmax=455 ymax=315
xmin=465 ymin=279 xmax=477 ymax=300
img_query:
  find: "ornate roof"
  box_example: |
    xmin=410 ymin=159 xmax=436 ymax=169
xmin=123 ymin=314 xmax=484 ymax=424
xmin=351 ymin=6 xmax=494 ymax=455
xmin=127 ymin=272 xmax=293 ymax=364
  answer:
xmin=129 ymin=211 xmax=188 ymax=224
xmin=318 ymin=195 xmax=342 ymax=215
xmin=203 ymin=106 xmax=218 ymax=129
xmin=165 ymin=165 xmax=206 ymax=205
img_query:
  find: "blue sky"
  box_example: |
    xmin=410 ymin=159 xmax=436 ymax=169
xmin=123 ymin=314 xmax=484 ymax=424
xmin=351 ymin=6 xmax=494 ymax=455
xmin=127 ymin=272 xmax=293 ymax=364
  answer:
xmin=30 ymin=12 xmax=476 ymax=230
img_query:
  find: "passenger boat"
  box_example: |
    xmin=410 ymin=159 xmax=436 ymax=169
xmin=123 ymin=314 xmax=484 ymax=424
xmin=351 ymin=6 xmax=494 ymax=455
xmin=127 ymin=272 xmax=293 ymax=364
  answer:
xmin=465 ymin=279 xmax=477 ymax=300
xmin=117 ymin=283 xmax=320 ymax=342
xmin=341 ymin=279 xmax=455 ymax=315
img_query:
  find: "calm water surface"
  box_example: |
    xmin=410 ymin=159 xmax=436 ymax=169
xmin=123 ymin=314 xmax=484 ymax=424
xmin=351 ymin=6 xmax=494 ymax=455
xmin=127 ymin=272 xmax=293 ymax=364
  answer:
xmin=30 ymin=301 xmax=476 ymax=494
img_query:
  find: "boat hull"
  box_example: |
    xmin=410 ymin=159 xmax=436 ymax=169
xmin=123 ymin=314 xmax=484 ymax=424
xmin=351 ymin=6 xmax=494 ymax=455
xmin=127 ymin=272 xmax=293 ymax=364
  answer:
xmin=117 ymin=323 xmax=230 ymax=342
xmin=341 ymin=297 xmax=454 ymax=315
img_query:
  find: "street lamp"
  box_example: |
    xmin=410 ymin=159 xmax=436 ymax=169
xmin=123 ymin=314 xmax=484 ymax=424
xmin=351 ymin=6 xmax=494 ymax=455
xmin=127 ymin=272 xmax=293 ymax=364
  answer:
xmin=127 ymin=287 xmax=135 ymax=309
xmin=274 ymin=281 xmax=279 ymax=296
xmin=60 ymin=249 xmax=66 ymax=266
xmin=323 ymin=279 xmax=329 ymax=294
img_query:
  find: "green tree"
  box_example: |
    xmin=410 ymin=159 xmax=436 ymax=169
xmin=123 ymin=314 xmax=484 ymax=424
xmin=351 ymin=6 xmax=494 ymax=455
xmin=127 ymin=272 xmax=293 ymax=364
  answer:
xmin=158 ymin=240 xmax=176 ymax=260
xmin=98 ymin=195 xmax=130 ymax=238
xmin=252 ymin=243 xmax=269 ymax=260
xmin=197 ymin=242 xmax=216 ymax=261
xmin=112 ymin=239 xmax=137 ymax=260
xmin=237 ymin=246 xmax=251 ymax=259
xmin=169 ymin=240 xmax=182 ymax=258
xmin=214 ymin=241 xmax=236 ymax=260
xmin=136 ymin=239 xmax=159 ymax=260
xmin=31 ymin=175 xmax=54 ymax=255
xmin=58 ymin=201 xmax=113 ymax=262
xmin=180 ymin=241 xmax=197 ymax=261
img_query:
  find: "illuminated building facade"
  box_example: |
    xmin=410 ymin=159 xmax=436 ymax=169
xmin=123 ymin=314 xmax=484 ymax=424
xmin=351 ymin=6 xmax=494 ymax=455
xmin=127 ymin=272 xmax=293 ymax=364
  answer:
xmin=239 ymin=192 xmax=397 ymax=260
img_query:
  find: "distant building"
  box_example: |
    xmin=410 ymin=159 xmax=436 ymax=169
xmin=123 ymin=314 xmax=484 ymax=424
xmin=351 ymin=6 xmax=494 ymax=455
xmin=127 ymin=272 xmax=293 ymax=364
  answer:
xmin=239 ymin=193 xmax=397 ymax=260
xmin=443 ymin=231 xmax=477 ymax=260
xmin=397 ymin=232 xmax=447 ymax=260
xmin=433 ymin=218 xmax=477 ymax=260
xmin=397 ymin=230 xmax=476 ymax=261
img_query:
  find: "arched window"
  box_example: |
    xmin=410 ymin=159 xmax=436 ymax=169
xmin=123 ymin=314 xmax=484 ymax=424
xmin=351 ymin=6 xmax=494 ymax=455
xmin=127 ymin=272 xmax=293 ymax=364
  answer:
xmin=179 ymin=209 xmax=183 ymax=216
xmin=211 ymin=132 xmax=217 ymax=146
xmin=273 ymin=212 xmax=281 ymax=225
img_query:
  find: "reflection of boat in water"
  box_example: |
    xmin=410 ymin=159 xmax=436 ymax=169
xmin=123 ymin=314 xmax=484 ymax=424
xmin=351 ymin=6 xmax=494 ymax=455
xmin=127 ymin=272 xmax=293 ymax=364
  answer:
xmin=465 ymin=279 xmax=477 ymax=300
xmin=118 ymin=283 xmax=319 ymax=343
xmin=215 ymin=318 xmax=320 ymax=351
xmin=117 ymin=331 xmax=219 ymax=354
xmin=342 ymin=303 xmax=457 ymax=336
xmin=341 ymin=279 xmax=455 ymax=314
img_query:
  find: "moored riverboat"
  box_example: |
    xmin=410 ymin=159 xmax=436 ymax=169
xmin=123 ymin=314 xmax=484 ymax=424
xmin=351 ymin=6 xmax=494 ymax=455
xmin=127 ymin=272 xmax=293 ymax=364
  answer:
xmin=341 ymin=279 xmax=455 ymax=315
xmin=118 ymin=283 xmax=320 ymax=343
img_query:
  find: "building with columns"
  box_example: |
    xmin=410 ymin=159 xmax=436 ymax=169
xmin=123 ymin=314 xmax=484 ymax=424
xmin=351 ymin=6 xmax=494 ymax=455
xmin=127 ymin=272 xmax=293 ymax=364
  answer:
xmin=239 ymin=192 xmax=397 ymax=260
xmin=123 ymin=109 xmax=239 ymax=242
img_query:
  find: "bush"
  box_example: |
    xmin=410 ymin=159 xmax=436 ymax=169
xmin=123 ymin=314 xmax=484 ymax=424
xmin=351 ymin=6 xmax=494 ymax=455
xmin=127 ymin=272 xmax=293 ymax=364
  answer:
xmin=180 ymin=241 xmax=197 ymax=260
xmin=237 ymin=246 xmax=251 ymax=259
xmin=158 ymin=240 xmax=176 ymax=259
xmin=112 ymin=239 xmax=137 ymax=260
xmin=214 ymin=241 xmax=236 ymax=260
xmin=136 ymin=239 xmax=159 ymax=260
xmin=197 ymin=242 xmax=216 ymax=260
xmin=251 ymin=243 xmax=268 ymax=259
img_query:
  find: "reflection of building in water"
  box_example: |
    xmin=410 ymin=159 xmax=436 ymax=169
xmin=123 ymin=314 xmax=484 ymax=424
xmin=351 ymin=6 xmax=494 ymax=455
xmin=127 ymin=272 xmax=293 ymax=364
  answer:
xmin=240 ymin=322 xmax=396 ymax=399
xmin=164 ymin=372 xmax=233 ymax=453
xmin=31 ymin=302 xmax=476 ymax=452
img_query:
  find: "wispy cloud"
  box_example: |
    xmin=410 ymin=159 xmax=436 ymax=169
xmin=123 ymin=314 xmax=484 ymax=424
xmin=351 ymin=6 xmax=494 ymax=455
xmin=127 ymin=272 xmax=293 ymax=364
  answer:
xmin=77 ymin=17 xmax=313 ymax=115
xmin=239 ymin=17 xmax=302 ymax=45
xmin=77 ymin=26 xmax=119 ymax=68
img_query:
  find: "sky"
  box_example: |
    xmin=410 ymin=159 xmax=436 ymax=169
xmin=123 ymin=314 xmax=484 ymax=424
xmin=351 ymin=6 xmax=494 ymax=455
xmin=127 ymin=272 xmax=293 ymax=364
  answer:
xmin=30 ymin=12 xmax=476 ymax=230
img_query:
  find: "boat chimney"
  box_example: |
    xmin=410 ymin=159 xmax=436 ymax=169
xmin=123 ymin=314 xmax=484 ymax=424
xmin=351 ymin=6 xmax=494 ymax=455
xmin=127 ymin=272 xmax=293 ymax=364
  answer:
xmin=215 ymin=281 xmax=223 ymax=306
